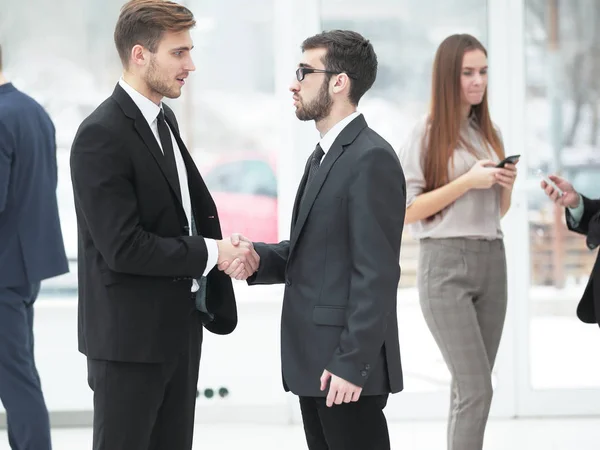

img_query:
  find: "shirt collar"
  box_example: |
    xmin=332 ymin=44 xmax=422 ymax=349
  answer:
xmin=0 ymin=82 xmax=16 ymax=95
xmin=118 ymin=78 xmax=162 ymax=126
xmin=319 ymin=111 xmax=361 ymax=155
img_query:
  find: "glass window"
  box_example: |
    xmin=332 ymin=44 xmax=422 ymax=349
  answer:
xmin=524 ymin=0 xmax=600 ymax=389
xmin=204 ymin=160 xmax=278 ymax=198
xmin=321 ymin=0 xmax=488 ymax=394
xmin=1 ymin=0 xmax=279 ymax=290
xmin=1 ymin=0 xmax=283 ymax=414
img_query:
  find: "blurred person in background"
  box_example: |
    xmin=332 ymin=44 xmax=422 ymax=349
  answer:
xmin=399 ymin=34 xmax=517 ymax=450
xmin=70 ymin=1 xmax=258 ymax=449
xmin=541 ymin=175 xmax=600 ymax=328
xmin=0 ymin=43 xmax=69 ymax=450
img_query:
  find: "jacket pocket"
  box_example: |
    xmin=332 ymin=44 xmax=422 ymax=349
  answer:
xmin=313 ymin=305 xmax=346 ymax=327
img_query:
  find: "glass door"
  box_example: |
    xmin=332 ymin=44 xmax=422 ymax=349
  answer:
xmin=514 ymin=0 xmax=600 ymax=416
xmin=314 ymin=0 xmax=518 ymax=420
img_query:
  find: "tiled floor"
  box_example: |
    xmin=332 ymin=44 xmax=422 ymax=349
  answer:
xmin=1 ymin=418 xmax=598 ymax=449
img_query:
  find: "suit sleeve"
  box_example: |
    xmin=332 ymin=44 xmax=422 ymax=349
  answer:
xmin=326 ymin=147 xmax=406 ymax=387
xmin=70 ymin=122 xmax=209 ymax=277
xmin=569 ymin=196 xmax=600 ymax=250
xmin=246 ymin=241 xmax=290 ymax=285
xmin=567 ymin=195 xmax=600 ymax=236
xmin=0 ymin=121 xmax=14 ymax=215
xmin=586 ymin=211 xmax=600 ymax=250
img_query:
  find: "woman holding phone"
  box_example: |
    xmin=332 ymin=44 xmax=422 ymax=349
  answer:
xmin=398 ymin=34 xmax=518 ymax=450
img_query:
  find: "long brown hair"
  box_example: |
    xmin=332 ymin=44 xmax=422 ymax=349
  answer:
xmin=423 ymin=34 xmax=504 ymax=194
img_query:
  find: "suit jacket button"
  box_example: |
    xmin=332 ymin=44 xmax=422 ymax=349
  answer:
xmin=361 ymin=370 xmax=368 ymax=377
xmin=365 ymin=364 xmax=371 ymax=370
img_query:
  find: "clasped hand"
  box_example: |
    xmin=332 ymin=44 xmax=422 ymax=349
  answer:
xmin=467 ymin=159 xmax=518 ymax=190
xmin=216 ymin=234 xmax=259 ymax=280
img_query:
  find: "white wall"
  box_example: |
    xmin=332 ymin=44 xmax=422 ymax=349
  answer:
xmin=0 ymin=284 xmax=295 ymax=426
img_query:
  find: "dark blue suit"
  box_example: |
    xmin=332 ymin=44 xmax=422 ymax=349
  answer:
xmin=0 ymin=82 xmax=68 ymax=450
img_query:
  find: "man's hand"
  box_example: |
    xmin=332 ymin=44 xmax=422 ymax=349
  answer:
xmin=320 ymin=369 xmax=363 ymax=407
xmin=216 ymin=234 xmax=260 ymax=280
xmin=540 ymin=174 xmax=580 ymax=208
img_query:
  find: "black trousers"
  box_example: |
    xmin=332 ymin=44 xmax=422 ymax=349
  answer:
xmin=299 ymin=394 xmax=390 ymax=450
xmin=87 ymin=323 xmax=201 ymax=450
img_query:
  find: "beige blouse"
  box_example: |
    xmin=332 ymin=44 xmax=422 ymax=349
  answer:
xmin=398 ymin=116 xmax=503 ymax=240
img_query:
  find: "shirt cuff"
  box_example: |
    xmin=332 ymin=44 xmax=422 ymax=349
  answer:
xmin=203 ymin=238 xmax=218 ymax=276
xmin=568 ymin=194 xmax=585 ymax=226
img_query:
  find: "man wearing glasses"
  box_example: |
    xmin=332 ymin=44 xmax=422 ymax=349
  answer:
xmin=222 ymin=30 xmax=406 ymax=449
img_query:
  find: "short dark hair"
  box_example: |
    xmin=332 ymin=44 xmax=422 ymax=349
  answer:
xmin=301 ymin=30 xmax=377 ymax=105
xmin=114 ymin=0 xmax=196 ymax=68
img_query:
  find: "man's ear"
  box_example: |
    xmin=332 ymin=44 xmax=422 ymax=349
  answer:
xmin=332 ymin=73 xmax=350 ymax=95
xmin=130 ymin=44 xmax=148 ymax=68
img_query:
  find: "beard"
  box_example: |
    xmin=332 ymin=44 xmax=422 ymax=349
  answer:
xmin=145 ymin=55 xmax=181 ymax=100
xmin=295 ymin=78 xmax=333 ymax=122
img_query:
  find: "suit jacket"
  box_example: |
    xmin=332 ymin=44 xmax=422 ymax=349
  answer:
xmin=70 ymin=84 xmax=237 ymax=363
xmin=0 ymin=83 xmax=68 ymax=287
xmin=249 ymin=115 xmax=406 ymax=397
xmin=567 ymin=195 xmax=600 ymax=327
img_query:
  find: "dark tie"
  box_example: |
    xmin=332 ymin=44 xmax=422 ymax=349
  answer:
xmin=300 ymin=143 xmax=325 ymax=206
xmin=158 ymin=111 xmax=208 ymax=316
xmin=156 ymin=109 xmax=181 ymax=199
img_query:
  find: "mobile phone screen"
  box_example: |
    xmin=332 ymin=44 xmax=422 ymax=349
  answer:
xmin=537 ymin=170 xmax=564 ymax=196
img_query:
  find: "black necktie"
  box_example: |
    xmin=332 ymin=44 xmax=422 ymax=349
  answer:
xmin=156 ymin=109 xmax=181 ymax=199
xmin=300 ymin=144 xmax=325 ymax=207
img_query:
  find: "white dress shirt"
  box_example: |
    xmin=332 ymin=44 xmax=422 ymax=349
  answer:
xmin=118 ymin=79 xmax=217 ymax=281
xmin=318 ymin=111 xmax=362 ymax=160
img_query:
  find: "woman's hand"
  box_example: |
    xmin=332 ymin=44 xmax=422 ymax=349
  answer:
xmin=495 ymin=161 xmax=518 ymax=190
xmin=464 ymin=160 xmax=501 ymax=189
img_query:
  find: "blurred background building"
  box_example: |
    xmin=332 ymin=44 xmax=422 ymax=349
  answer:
xmin=1 ymin=0 xmax=600 ymax=445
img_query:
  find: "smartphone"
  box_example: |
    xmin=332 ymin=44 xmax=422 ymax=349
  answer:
xmin=537 ymin=170 xmax=564 ymax=196
xmin=496 ymin=154 xmax=521 ymax=168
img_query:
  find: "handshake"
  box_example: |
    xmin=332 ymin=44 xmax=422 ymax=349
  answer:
xmin=216 ymin=234 xmax=260 ymax=281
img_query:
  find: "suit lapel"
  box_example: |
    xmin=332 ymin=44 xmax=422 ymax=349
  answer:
xmin=165 ymin=111 xmax=219 ymax=234
xmin=291 ymin=157 xmax=311 ymax=230
xmin=133 ymin=119 xmax=183 ymax=207
xmin=288 ymin=114 xmax=368 ymax=258
xmin=112 ymin=84 xmax=184 ymax=209
xmin=162 ymin=113 xmax=189 ymax=206
xmin=164 ymin=111 xmax=206 ymax=203
xmin=289 ymin=142 xmax=345 ymax=256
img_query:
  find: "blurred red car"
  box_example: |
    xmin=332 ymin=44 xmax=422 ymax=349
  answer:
xmin=202 ymin=154 xmax=278 ymax=243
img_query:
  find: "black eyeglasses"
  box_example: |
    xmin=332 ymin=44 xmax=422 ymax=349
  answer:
xmin=295 ymin=67 xmax=356 ymax=82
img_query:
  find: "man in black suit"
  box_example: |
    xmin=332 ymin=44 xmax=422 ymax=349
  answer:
xmin=542 ymin=174 xmax=600 ymax=326
xmin=0 ymin=44 xmax=68 ymax=450
xmin=70 ymin=2 xmax=258 ymax=449
xmin=223 ymin=30 xmax=406 ymax=450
